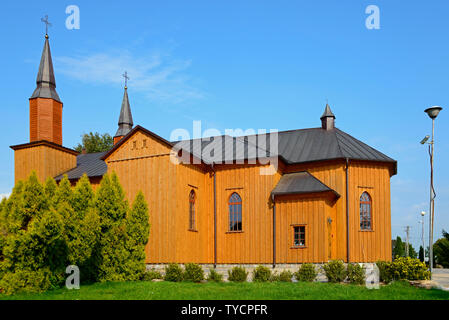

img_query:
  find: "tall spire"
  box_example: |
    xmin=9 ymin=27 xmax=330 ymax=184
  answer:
xmin=114 ymin=84 xmax=134 ymax=143
xmin=30 ymin=34 xmax=61 ymax=102
xmin=320 ymin=103 xmax=335 ymax=130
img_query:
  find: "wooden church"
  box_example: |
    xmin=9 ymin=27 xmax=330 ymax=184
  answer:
xmin=10 ymin=33 xmax=397 ymax=266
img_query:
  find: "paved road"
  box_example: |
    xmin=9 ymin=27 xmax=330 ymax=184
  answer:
xmin=432 ymin=269 xmax=449 ymax=291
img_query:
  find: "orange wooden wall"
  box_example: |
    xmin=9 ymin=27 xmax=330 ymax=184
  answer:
xmin=275 ymin=193 xmax=336 ymax=263
xmin=29 ymin=98 xmax=63 ymax=145
xmin=214 ymin=163 xmax=282 ymax=264
xmin=105 ymin=130 xmax=214 ymax=264
xmin=348 ymin=161 xmax=392 ymax=262
xmin=13 ymin=144 xmax=77 ymax=183
xmin=103 ymin=129 xmax=393 ymax=264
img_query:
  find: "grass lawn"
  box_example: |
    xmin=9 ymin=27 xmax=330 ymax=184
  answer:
xmin=1 ymin=280 xmax=449 ymax=300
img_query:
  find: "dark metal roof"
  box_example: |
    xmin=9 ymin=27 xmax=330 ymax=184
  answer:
xmin=54 ymin=151 xmax=107 ymax=181
xmin=30 ymin=36 xmax=61 ymax=102
xmin=115 ymin=87 xmax=133 ymax=137
xmin=172 ymin=135 xmax=273 ymax=164
xmin=174 ymin=127 xmax=396 ymax=170
xmin=271 ymin=171 xmax=339 ymax=198
xmin=10 ymin=140 xmax=78 ymax=155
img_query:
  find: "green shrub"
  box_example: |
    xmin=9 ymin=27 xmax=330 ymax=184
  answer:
xmin=347 ymin=263 xmax=365 ymax=285
xmin=323 ymin=260 xmax=347 ymax=283
xmin=392 ymin=257 xmax=430 ymax=281
xmin=279 ymin=270 xmax=293 ymax=282
xmin=228 ymin=266 xmax=248 ymax=282
xmin=0 ymin=269 xmax=52 ymax=295
xmin=376 ymin=261 xmax=393 ymax=283
xmin=142 ymin=269 xmax=163 ymax=281
xmin=269 ymin=271 xmax=280 ymax=282
xmin=164 ymin=264 xmax=184 ymax=282
xmin=183 ymin=263 xmax=205 ymax=282
xmin=0 ymin=171 xmax=150 ymax=294
xmin=252 ymin=265 xmax=272 ymax=282
xmin=376 ymin=258 xmax=430 ymax=283
xmin=295 ymin=264 xmax=317 ymax=282
xmin=207 ymin=269 xmax=223 ymax=282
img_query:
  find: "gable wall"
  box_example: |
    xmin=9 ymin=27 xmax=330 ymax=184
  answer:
xmin=105 ymin=130 xmax=213 ymax=263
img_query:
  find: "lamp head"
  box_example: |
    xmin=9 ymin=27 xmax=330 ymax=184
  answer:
xmin=421 ymin=211 xmax=426 ymax=217
xmin=420 ymin=135 xmax=430 ymax=144
xmin=424 ymin=106 xmax=443 ymax=119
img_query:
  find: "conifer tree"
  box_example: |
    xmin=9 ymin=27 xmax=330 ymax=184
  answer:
xmin=54 ymin=175 xmax=73 ymax=208
xmin=43 ymin=177 xmax=57 ymax=207
xmin=21 ymin=172 xmax=48 ymax=229
xmin=72 ymin=174 xmax=95 ymax=219
xmin=393 ymin=236 xmax=405 ymax=259
xmin=95 ymin=173 xmax=129 ymax=281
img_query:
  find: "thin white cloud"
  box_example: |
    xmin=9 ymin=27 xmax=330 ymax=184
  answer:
xmin=0 ymin=193 xmax=10 ymax=199
xmin=54 ymin=49 xmax=203 ymax=103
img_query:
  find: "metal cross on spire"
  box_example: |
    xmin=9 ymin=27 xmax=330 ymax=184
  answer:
xmin=41 ymin=15 xmax=52 ymax=37
xmin=122 ymin=71 xmax=130 ymax=88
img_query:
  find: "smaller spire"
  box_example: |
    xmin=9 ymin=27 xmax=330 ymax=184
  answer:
xmin=320 ymin=103 xmax=335 ymax=130
xmin=114 ymin=83 xmax=134 ymax=141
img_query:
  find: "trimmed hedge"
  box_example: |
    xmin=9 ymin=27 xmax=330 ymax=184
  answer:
xmin=252 ymin=265 xmax=272 ymax=282
xmin=228 ymin=266 xmax=248 ymax=282
xmin=295 ymin=264 xmax=317 ymax=282
xmin=323 ymin=260 xmax=347 ymax=283
xmin=347 ymin=263 xmax=365 ymax=285
xmin=183 ymin=263 xmax=204 ymax=282
xmin=164 ymin=264 xmax=184 ymax=282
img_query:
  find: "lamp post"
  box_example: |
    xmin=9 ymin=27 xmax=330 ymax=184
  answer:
xmin=421 ymin=106 xmax=443 ymax=278
xmin=420 ymin=211 xmax=426 ymax=262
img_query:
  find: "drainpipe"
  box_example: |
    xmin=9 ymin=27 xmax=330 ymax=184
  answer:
xmin=212 ymin=164 xmax=217 ymax=269
xmin=345 ymin=158 xmax=350 ymax=263
xmin=272 ymin=194 xmax=276 ymax=269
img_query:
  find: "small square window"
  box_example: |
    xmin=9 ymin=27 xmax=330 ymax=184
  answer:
xmin=293 ymin=226 xmax=306 ymax=247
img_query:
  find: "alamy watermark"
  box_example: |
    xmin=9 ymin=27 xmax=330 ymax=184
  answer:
xmin=365 ymin=263 xmax=380 ymax=289
xmin=169 ymin=121 xmax=279 ymax=175
xmin=365 ymin=5 xmax=380 ymax=30
xmin=65 ymin=265 xmax=80 ymax=289
xmin=65 ymin=5 xmax=80 ymax=30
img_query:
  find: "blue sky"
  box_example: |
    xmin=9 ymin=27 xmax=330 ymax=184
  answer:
xmin=1 ymin=1 xmax=448 ymax=251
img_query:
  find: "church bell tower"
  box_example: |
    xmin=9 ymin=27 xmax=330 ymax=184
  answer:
xmin=10 ymin=18 xmax=78 ymax=183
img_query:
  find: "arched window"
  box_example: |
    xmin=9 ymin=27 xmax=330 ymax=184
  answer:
xmin=360 ymin=192 xmax=372 ymax=230
xmin=228 ymin=192 xmax=242 ymax=232
xmin=189 ymin=190 xmax=196 ymax=230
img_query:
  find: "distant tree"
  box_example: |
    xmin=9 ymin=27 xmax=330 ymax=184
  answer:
xmin=419 ymin=245 xmax=425 ymax=262
xmin=434 ymin=230 xmax=449 ymax=268
xmin=74 ymin=132 xmax=113 ymax=153
xmin=407 ymin=244 xmax=418 ymax=259
xmin=392 ymin=236 xmax=405 ymax=260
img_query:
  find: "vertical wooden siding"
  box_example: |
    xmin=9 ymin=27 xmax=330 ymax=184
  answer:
xmin=348 ymin=161 xmax=392 ymax=262
xmin=103 ymin=129 xmax=393 ymax=264
xmin=214 ymin=164 xmax=282 ymax=264
xmin=14 ymin=145 xmax=77 ymax=183
xmin=283 ymin=161 xmax=346 ymax=261
xmin=275 ymin=193 xmax=333 ymax=263
xmin=105 ymin=130 xmax=214 ymax=264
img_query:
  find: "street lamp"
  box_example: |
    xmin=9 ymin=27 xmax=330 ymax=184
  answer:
xmin=421 ymin=106 xmax=443 ymax=278
xmin=420 ymin=211 xmax=426 ymax=262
